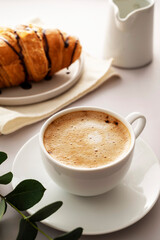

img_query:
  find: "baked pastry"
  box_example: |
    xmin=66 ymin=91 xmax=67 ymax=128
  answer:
xmin=0 ymin=24 xmax=82 ymax=89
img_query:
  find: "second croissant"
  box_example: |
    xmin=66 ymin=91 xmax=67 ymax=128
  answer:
xmin=0 ymin=24 xmax=82 ymax=89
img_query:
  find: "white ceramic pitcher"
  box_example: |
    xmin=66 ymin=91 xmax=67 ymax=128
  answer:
xmin=104 ymin=0 xmax=154 ymax=68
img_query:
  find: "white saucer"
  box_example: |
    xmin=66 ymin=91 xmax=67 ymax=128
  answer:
xmin=0 ymin=55 xmax=84 ymax=106
xmin=12 ymin=134 xmax=160 ymax=235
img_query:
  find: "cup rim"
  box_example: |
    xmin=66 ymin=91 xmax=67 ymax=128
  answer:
xmin=39 ymin=106 xmax=135 ymax=172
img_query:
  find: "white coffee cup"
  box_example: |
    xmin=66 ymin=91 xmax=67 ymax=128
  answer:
xmin=39 ymin=106 xmax=146 ymax=196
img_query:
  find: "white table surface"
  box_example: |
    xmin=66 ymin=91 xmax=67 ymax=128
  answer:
xmin=0 ymin=0 xmax=160 ymax=239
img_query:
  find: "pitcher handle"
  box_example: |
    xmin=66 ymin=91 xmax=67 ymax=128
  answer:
xmin=125 ymin=112 xmax=146 ymax=139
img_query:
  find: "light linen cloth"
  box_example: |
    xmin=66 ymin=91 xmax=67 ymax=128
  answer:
xmin=0 ymin=53 xmax=119 ymax=134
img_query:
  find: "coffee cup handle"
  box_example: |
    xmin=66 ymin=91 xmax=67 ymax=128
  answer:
xmin=125 ymin=112 xmax=146 ymax=139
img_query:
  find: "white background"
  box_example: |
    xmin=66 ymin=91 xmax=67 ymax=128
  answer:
xmin=0 ymin=0 xmax=160 ymax=239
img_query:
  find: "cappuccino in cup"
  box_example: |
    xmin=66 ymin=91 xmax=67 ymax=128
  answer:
xmin=43 ymin=111 xmax=131 ymax=168
xmin=40 ymin=106 xmax=146 ymax=196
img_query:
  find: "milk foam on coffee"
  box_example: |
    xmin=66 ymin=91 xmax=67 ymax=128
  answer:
xmin=43 ymin=111 xmax=131 ymax=168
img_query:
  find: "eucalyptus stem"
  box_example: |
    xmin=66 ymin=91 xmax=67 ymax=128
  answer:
xmin=0 ymin=193 xmax=52 ymax=240
xmin=28 ymin=221 xmax=53 ymax=240
xmin=5 ymin=198 xmax=26 ymax=218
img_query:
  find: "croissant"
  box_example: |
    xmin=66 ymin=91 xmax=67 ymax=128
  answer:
xmin=0 ymin=24 xmax=82 ymax=89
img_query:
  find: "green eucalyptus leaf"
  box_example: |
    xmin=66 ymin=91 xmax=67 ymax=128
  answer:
xmin=16 ymin=218 xmax=38 ymax=240
xmin=3 ymin=200 xmax=7 ymax=215
xmin=54 ymin=227 xmax=83 ymax=240
xmin=0 ymin=172 xmax=13 ymax=184
xmin=29 ymin=201 xmax=63 ymax=222
xmin=0 ymin=198 xmax=6 ymax=220
xmin=6 ymin=179 xmax=46 ymax=210
xmin=0 ymin=152 xmax=7 ymax=164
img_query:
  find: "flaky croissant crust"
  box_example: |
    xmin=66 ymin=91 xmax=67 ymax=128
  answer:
xmin=0 ymin=24 xmax=82 ymax=88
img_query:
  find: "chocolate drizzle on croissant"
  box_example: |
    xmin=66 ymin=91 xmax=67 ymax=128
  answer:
xmin=70 ymin=39 xmax=78 ymax=65
xmin=0 ymin=24 xmax=82 ymax=89
xmin=42 ymin=29 xmax=52 ymax=80
xmin=58 ymin=30 xmax=69 ymax=48
xmin=14 ymin=31 xmax=29 ymax=82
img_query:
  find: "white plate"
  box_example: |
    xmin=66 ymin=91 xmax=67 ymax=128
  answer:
xmin=0 ymin=55 xmax=84 ymax=106
xmin=12 ymin=134 xmax=160 ymax=235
